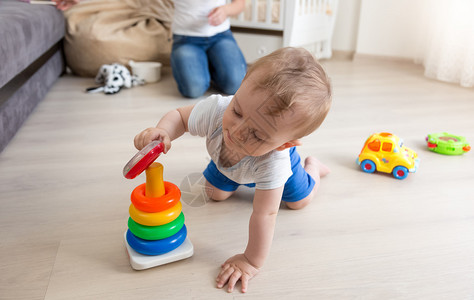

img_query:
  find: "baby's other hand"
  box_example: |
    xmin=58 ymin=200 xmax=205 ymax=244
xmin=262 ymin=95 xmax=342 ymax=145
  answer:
xmin=134 ymin=127 xmax=171 ymax=153
xmin=208 ymin=6 xmax=228 ymax=26
xmin=216 ymin=254 xmax=259 ymax=293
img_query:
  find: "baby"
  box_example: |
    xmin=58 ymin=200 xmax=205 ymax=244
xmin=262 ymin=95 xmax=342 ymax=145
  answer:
xmin=134 ymin=47 xmax=332 ymax=293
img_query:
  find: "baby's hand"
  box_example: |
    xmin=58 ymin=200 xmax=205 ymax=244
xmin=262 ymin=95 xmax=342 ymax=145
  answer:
xmin=216 ymin=254 xmax=259 ymax=293
xmin=134 ymin=127 xmax=171 ymax=153
xmin=208 ymin=6 xmax=228 ymax=26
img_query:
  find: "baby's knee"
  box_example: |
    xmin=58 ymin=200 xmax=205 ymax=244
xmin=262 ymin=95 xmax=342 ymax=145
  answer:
xmin=285 ymin=192 xmax=313 ymax=210
xmin=205 ymin=181 xmax=233 ymax=201
xmin=207 ymin=189 xmax=233 ymax=201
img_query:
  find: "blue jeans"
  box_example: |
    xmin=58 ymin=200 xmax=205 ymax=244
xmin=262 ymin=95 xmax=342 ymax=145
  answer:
xmin=171 ymin=30 xmax=247 ymax=98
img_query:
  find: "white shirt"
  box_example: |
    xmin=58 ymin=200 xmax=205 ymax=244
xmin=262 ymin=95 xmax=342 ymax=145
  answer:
xmin=188 ymin=95 xmax=293 ymax=190
xmin=173 ymin=0 xmax=230 ymax=37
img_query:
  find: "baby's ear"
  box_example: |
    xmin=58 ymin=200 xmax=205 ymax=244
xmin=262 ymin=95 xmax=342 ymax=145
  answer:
xmin=276 ymin=139 xmax=302 ymax=151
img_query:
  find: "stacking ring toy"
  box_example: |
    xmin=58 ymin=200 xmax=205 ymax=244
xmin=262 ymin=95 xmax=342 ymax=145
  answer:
xmin=128 ymin=212 xmax=185 ymax=240
xmin=126 ymin=225 xmax=187 ymax=256
xmin=426 ymin=132 xmax=470 ymax=155
xmin=123 ymin=140 xmax=165 ymax=179
xmin=129 ymin=202 xmax=182 ymax=226
xmin=131 ymin=182 xmax=181 ymax=213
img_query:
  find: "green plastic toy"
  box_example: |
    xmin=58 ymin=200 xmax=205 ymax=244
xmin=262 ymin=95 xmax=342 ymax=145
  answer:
xmin=426 ymin=132 xmax=471 ymax=155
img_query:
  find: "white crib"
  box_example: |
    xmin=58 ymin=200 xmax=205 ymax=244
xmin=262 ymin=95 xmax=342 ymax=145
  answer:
xmin=228 ymin=0 xmax=338 ymax=63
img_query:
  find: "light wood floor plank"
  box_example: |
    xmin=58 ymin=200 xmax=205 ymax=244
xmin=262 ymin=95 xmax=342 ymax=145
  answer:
xmin=1 ymin=61 xmax=473 ymax=299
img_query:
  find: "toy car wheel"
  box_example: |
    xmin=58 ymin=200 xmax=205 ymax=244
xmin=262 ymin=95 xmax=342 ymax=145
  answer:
xmin=360 ymin=160 xmax=376 ymax=173
xmin=392 ymin=166 xmax=409 ymax=180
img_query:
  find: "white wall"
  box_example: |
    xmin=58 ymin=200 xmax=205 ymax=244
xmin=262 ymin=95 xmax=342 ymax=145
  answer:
xmin=332 ymin=0 xmax=361 ymax=52
xmin=332 ymin=0 xmax=427 ymax=59
xmin=355 ymin=0 xmax=426 ymax=59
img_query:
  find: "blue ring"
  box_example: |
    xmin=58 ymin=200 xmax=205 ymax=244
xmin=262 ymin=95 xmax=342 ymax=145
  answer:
xmin=126 ymin=225 xmax=187 ymax=256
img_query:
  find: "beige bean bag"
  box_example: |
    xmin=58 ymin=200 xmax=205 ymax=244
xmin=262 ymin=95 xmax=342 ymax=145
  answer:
xmin=64 ymin=0 xmax=173 ymax=77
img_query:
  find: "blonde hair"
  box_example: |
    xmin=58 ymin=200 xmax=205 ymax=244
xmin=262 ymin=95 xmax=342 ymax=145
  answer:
xmin=245 ymin=47 xmax=332 ymax=138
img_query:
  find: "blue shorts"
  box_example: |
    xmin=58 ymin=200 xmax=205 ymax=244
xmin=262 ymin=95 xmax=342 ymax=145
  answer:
xmin=203 ymin=147 xmax=315 ymax=202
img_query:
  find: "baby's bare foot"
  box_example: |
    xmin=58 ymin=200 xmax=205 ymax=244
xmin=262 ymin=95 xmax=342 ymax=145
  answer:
xmin=304 ymin=156 xmax=330 ymax=178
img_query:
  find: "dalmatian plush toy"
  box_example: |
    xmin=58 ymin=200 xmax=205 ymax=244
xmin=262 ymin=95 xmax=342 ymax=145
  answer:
xmin=86 ymin=63 xmax=144 ymax=95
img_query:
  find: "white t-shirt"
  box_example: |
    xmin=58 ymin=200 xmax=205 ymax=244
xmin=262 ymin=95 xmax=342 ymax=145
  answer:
xmin=188 ymin=95 xmax=293 ymax=190
xmin=173 ymin=0 xmax=230 ymax=37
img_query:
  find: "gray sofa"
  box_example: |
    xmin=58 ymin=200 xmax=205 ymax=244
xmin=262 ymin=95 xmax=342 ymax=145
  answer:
xmin=0 ymin=0 xmax=65 ymax=152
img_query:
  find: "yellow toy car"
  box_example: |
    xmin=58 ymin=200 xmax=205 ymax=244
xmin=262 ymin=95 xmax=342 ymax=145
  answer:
xmin=357 ymin=132 xmax=419 ymax=180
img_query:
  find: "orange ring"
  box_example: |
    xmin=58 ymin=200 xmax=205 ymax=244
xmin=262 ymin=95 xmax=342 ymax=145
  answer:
xmin=131 ymin=182 xmax=181 ymax=213
xmin=129 ymin=202 xmax=182 ymax=226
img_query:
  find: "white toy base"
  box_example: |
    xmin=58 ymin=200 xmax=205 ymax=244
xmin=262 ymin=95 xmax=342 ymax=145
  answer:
xmin=124 ymin=231 xmax=194 ymax=270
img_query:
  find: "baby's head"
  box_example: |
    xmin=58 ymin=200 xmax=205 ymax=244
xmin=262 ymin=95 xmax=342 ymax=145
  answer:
xmin=223 ymin=47 xmax=332 ymax=157
xmin=245 ymin=47 xmax=332 ymax=138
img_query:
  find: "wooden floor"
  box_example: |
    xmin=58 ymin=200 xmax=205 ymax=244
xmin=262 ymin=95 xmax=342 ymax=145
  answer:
xmin=1 ymin=58 xmax=473 ymax=299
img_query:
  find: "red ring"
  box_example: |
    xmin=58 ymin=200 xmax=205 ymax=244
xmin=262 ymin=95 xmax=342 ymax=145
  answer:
xmin=131 ymin=182 xmax=181 ymax=213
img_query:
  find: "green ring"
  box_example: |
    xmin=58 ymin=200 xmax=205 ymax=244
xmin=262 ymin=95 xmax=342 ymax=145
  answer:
xmin=427 ymin=132 xmax=470 ymax=155
xmin=128 ymin=212 xmax=185 ymax=240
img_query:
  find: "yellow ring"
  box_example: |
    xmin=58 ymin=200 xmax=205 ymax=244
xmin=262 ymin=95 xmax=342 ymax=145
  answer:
xmin=129 ymin=202 xmax=182 ymax=226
